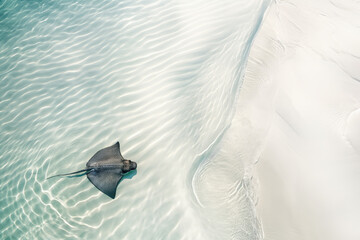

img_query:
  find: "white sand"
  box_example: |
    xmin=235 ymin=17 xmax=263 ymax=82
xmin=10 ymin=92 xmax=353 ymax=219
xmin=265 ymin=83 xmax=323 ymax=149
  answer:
xmin=242 ymin=0 xmax=360 ymax=239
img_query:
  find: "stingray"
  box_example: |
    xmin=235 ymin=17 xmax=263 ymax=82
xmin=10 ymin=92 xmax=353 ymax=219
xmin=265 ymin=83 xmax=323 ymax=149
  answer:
xmin=47 ymin=142 xmax=137 ymax=199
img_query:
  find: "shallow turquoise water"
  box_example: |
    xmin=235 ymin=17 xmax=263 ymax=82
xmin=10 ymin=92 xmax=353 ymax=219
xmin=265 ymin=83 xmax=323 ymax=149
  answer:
xmin=0 ymin=0 xmax=270 ymax=239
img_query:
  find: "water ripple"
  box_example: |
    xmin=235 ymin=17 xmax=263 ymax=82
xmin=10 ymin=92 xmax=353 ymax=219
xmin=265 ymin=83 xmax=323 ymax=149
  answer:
xmin=0 ymin=0 xmax=270 ymax=239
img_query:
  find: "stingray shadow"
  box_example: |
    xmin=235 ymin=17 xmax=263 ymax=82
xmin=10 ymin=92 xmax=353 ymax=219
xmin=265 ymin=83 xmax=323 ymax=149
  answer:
xmin=121 ymin=169 xmax=137 ymax=182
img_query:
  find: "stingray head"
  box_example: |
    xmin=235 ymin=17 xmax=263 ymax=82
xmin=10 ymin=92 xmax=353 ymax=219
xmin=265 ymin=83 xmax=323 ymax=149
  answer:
xmin=122 ymin=159 xmax=137 ymax=173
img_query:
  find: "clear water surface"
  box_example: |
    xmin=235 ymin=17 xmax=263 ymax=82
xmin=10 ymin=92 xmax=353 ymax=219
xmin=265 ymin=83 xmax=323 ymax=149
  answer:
xmin=0 ymin=0 xmax=270 ymax=239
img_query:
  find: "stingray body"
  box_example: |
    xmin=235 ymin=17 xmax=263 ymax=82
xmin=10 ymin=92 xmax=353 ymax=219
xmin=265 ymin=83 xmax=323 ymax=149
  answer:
xmin=47 ymin=142 xmax=137 ymax=199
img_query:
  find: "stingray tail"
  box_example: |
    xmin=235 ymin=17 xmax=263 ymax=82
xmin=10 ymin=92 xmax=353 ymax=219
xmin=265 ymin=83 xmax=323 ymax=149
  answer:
xmin=46 ymin=169 xmax=92 ymax=180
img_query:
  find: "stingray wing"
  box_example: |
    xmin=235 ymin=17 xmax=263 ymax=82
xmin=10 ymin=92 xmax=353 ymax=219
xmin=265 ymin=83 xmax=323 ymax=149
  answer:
xmin=87 ymin=169 xmax=123 ymax=199
xmin=86 ymin=142 xmax=124 ymax=167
